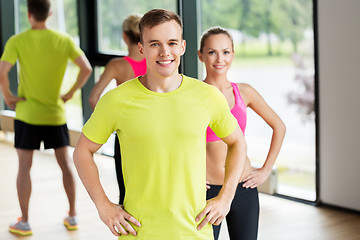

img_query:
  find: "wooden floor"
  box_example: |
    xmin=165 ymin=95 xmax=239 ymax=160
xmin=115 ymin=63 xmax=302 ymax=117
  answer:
xmin=1 ymin=132 xmax=360 ymax=240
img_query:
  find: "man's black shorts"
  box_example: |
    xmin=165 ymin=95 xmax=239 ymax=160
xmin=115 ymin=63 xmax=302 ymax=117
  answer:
xmin=14 ymin=120 xmax=69 ymax=150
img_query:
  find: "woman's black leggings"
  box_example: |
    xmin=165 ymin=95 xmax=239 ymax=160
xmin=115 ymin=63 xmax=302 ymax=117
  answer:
xmin=114 ymin=134 xmax=125 ymax=205
xmin=206 ymin=183 xmax=259 ymax=240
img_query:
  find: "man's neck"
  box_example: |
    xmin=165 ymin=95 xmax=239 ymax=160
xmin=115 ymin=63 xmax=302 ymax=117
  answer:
xmin=140 ymin=73 xmax=183 ymax=93
xmin=31 ymin=21 xmax=48 ymax=30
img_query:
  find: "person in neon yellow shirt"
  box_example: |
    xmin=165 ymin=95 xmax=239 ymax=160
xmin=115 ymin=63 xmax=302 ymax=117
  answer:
xmin=73 ymin=9 xmax=247 ymax=240
xmin=0 ymin=0 xmax=92 ymax=236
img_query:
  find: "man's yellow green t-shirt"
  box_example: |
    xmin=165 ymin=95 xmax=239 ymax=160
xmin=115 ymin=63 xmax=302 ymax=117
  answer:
xmin=82 ymin=75 xmax=238 ymax=240
xmin=0 ymin=29 xmax=83 ymax=125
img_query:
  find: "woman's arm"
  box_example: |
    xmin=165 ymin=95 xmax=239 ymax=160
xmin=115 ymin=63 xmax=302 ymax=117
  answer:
xmin=88 ymin=59 xmax=124 ymax=110
xmin=240 ymin=83 xmax=286 ymax=188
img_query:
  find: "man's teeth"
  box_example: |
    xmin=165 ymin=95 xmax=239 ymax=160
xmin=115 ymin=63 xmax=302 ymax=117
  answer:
xmin=158 ymin=60 xmax=172 ymax=64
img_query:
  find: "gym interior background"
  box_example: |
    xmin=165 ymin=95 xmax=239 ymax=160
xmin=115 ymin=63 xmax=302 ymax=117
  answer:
xmin=0 ymin=0 xmax=359 ymax=234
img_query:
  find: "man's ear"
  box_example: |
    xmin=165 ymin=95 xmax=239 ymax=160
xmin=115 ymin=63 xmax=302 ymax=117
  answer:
xmin=180 ymin=40 xmax=186 ymax=56
xmin=138 ymin=42 xmax=144 ymax=55
xmin=28 ymin=11 xmax=32 ymax=20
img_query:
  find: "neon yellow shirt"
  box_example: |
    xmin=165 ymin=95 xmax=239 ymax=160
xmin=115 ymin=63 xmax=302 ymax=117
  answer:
xmin=82 ymin=75 xmax=237 ymax=240
xmin=1 ymin=29 xmax=83 ymax=125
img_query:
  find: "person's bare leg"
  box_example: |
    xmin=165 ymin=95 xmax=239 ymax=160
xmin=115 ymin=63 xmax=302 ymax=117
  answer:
xmin=16 ymin=149 xmax=34 ymax=222
xmin=54 ymin=146 xmax=76 ymax=216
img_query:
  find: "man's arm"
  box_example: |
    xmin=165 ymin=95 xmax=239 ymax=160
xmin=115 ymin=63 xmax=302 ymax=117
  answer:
xmin=0 ymin=61 xmax=25 ymax=110
xmin=73 ymin=133 xmax=141 ymax=236
xmin=61 ymin=55 xmax=92 ymax=103
xmin=196 ymin=126 xmax=246 ymax=230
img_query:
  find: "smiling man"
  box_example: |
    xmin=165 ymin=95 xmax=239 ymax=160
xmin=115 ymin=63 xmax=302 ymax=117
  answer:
xmin=73 ymin=9 xmax=247 ymax=240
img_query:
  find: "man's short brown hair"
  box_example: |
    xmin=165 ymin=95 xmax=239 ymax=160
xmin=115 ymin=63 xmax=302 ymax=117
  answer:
xmin=139 ymin=9 xmax=183 ymax=43
xmin=27 ymin=0 xmax=50 ymax=22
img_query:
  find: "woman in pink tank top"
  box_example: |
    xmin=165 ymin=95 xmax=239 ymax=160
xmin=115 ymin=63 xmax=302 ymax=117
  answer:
xmin=198 ymin=27 xmax=286 ymax=240
xmin=89 ymin=14 xmax=146 ymax=109
xmin=88 ymin=14 xmax=146 ymax=205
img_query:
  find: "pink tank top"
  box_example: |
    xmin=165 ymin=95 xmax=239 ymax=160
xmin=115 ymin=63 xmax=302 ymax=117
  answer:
xmin=123 ymin=56 xmax=147 ymax=78
xmin=206 ymin=82 xmax=247 ymax=142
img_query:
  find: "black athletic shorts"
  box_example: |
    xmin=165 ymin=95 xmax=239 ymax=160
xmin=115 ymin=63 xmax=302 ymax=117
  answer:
xmin=14 ymin=120 xmax=69 ymax=150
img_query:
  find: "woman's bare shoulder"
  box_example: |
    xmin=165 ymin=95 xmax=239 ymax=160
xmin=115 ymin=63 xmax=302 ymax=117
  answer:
xmin=237 ymin=82 xmax=256 ymax=96
xmin=106 ymin=57 xmax=128 ymax=68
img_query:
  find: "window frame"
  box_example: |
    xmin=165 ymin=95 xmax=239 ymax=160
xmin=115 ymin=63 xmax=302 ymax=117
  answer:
xmin=0 ymin=0 xmax=319 ymax=205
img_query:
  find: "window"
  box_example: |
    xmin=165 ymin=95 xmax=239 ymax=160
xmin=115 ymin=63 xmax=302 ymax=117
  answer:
xmin=201 ymin=0 xmax=316 ymax=201
xmin=8 ymin=1 xmax=316 ymax=200
xmin=97 ymin=0 xmax=177 ymax=54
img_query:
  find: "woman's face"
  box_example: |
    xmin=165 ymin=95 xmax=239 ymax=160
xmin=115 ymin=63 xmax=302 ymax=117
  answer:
xmin=198 ymin=34 xmax=234 ymax=76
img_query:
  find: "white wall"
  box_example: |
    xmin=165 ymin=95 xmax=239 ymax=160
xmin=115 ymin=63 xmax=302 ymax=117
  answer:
xmin=318 ymin=0 xmax=360 ymax=211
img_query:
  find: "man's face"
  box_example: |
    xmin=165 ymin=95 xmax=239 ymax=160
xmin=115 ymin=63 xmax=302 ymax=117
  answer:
xmin=139 ymin=20 xmax=186 ymax=79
